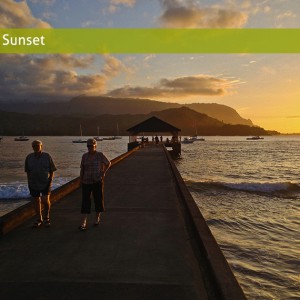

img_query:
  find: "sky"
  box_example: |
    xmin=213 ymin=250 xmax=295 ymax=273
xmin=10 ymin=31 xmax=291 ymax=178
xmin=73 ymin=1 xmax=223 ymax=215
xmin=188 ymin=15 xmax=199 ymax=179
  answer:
xmin=0 ymin=0 xmax=300 ymax=133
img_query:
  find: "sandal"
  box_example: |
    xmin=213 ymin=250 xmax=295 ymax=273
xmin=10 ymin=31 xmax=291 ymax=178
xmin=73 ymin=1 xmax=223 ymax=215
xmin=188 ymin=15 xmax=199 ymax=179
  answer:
xmin=94 ymin=214 xmax=100 ymax=226
xmin=78 ymin=224 xmax=87 ymax=231
xmin=44 ymin=218 xmax=51 ymax=227
xmin=33 ymin=220 xmax=43 ymax=228
xmin=94 ymin=218 xmax=100 ymax=226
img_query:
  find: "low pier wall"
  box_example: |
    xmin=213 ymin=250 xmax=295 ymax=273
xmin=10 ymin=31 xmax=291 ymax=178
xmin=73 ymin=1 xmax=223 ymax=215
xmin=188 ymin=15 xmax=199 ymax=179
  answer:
xmin=0 ymin=146 xmax=140 ymax=237
xmin=162 ymin=145 xmax=246 ymax=300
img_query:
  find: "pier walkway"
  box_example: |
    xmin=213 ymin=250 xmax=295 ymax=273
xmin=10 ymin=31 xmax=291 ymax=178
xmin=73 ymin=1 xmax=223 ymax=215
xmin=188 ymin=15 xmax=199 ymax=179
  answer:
xmin=0 ymin=145 xmax=245 ymax=299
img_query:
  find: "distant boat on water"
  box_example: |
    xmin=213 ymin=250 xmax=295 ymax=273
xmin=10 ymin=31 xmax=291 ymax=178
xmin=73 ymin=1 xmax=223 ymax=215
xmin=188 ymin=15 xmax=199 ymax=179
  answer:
xmin=190 ymin=121 xmax=205 ymax=141
xmin=113 ymin=123 xmax=122 ymax=139
xmin=182 ymin=137 xmax=194 ymax=144
xmin=14 ymin=136 xmax=29 ymax=141
xmin=246 ymin=136 xmax=264 ymax=140
xmin=94 ymin=126 xmax=103 ymax=141
xmin=72 ymin=139 xmax=87 ymax=143
xmin=72 ymin=124 xmax=87 ymax=143
xmin=102 ymin=136 xmax=116 ymax=140
xmin=189 ymin=135 xmax=205 ymax=141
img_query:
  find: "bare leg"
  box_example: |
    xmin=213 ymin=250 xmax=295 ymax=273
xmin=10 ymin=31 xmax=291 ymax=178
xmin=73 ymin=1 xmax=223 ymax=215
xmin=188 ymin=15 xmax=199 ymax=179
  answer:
xmin=41 ymin=194 xmax=51 ymax=220
xmin=95 ymin=212 xmax=100 ymax=225
xmin=34 ymin=196 xmax=43 ymax=221
xmin=32 ymin=196 xmax=43 ymax=228
xmin=81 ymin=214 xmax=88 ymax=227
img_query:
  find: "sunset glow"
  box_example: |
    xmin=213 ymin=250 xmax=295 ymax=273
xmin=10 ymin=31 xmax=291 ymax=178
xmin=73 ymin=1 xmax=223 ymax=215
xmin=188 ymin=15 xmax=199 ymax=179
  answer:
xmin=1 ymin=0 xmax=300 ymax=133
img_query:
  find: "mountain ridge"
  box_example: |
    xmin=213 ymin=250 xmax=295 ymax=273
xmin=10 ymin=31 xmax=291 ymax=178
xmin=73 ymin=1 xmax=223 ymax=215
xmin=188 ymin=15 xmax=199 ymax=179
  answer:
xmin=0 ymin=106 xmax=275 ymax=136
xmin=0 ymin=95 xmax=253 ymax=126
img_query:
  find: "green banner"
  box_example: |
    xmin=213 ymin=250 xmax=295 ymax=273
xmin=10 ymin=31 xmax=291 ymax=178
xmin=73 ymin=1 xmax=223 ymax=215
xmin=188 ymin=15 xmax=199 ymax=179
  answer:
xmin=1 ymin=28 xmax=300 ymax=54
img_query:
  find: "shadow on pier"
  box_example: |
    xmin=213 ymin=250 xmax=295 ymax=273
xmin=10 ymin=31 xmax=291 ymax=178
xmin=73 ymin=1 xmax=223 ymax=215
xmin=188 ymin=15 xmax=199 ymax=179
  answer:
xmin=0 ymin=145 xmax=245 ymax=299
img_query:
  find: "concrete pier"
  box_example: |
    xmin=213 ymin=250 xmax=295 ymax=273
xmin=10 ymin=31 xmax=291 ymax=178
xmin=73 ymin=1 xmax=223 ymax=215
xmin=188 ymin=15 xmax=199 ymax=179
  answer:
xmin=0 ymin=145 xmax=245 ymax=299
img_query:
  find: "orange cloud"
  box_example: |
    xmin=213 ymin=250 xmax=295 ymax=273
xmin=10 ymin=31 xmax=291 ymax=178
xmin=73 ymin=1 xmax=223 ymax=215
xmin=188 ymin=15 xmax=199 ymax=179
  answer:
xmin=159 ymin=0 xmax=248 ymax=28
xmin=0 ymin=0 xmax=51 ymax=28
xmin=106 ymin=75 xmax=235 ymax=99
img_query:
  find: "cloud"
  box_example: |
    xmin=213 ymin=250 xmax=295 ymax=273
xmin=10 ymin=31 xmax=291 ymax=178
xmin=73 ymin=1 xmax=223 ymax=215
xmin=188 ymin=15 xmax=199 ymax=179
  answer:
xmin=144 ymin=54 xmax=156 ymax=62
xmin=286 ymin=116 xmax=300 ymax=119
xmin=159 ymin=0 xmax=248 ymax=28
xmin=0 ymin=0 xmax=128 ymax=101
xmin=110 ymin=0 xmax=136 ymax=6
xmin=101 ymin=54 xmax=127 ymax=77
xmin=29 ymin=0 xmax=56 ymax=5
xmin=108 ymin=0 xmax=136 ymax=13
xmin=0 ymin=54 xmax=127 ymax=101
xmin=106 ymin=75 xmax=235 ymax=99
xmin=223 ymin=0 xmax=271 ymax=16
xmin=0 ymin=0 xmax=51 ymax=28
xmin=276 ymin=11 xmax=296 ymax=20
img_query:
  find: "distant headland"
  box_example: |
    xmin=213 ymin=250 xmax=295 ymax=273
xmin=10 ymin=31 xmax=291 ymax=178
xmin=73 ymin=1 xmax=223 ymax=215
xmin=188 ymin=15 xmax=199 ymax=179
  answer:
xmin=0 ymin=96 xmax=279 ymax=136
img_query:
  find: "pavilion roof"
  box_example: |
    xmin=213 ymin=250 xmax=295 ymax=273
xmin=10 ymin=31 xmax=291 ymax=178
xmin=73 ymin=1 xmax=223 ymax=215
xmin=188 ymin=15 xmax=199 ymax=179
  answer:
xmin=127 ymin=116 xmax=181 ymax=135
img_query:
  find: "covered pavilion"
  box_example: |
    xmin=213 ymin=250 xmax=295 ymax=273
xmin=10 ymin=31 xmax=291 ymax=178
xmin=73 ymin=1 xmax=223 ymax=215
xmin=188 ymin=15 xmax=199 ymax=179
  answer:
xmin=127 ymin=116 xmax=181 ymax=156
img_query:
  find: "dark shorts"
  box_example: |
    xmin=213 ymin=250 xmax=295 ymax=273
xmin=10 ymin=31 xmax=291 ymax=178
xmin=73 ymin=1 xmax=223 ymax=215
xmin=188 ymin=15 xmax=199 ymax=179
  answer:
xmin=29 ymin=185 xmax=51 ymax=197
xmin=81 ymin=181 xmax=104 ymax=214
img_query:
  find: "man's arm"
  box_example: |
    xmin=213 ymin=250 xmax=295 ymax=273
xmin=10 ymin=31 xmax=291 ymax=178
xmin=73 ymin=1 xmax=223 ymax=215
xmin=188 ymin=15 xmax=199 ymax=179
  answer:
xmin=103 ymin=161 xmax=111 ymax=176
xmin=49 ymin=171 xmax=54 ymax=182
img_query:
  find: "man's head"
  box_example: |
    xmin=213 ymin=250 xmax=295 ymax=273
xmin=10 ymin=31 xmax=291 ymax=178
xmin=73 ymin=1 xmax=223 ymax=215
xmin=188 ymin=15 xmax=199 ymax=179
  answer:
xmin=32 ymin=140 xmax=43 ymax=153
xmin=87 ymin=138 xmax=97 ymax=152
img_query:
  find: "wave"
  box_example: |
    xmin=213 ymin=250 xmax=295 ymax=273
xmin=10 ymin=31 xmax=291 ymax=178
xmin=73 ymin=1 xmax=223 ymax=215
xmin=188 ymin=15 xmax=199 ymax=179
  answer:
xmin=3 ymin=177 xmax=299 ymax=199
xmin=185 ymin=179 xmax=300 ymax=194
xmin=0 ymin=177 xmax=75 ymax=199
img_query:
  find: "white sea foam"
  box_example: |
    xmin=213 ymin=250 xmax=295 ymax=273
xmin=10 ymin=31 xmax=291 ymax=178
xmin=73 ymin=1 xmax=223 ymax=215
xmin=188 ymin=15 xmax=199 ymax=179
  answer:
xmin=186 ymin=179 xmax=300 ymax=194
xmin=222 ymin=181 xmax=300 ymax=193
xmin=0 ymin=177 xmax=75 ymax=199
xmin=0 ymin=182 xmax=30 ymax=199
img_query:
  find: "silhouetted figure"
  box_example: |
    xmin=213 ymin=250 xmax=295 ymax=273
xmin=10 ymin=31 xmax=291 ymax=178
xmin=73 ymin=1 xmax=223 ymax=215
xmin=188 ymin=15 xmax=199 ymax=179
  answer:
xmin=79 ymin=138 xmax=111 ymax=230
xmin=25 ymin=140 xmax=57 ymax=228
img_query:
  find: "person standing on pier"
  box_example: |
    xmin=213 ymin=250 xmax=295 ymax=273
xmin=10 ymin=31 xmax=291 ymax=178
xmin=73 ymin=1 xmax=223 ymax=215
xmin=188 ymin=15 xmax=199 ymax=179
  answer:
xmin=79 ymin=138 xmax=111 ymax=230
xmin=25 ymin=139 xmax=57 ymax=228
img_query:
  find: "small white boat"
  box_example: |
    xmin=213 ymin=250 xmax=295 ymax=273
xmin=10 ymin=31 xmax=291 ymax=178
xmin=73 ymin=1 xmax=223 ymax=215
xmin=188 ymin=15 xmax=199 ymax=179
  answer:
xmin=113 ymin=123 xmax=122 ymax=139
xmin=189 ymin=135 xmax=205 ymax=141
xmin=72 ymin=124 xmax=87 ymax=143
xmin=94 ymin=126 xmax=103 ymax=141
xmin=72 ymin=139 xmax=87 ymax=143
xmin=102 ymin=136 xmax=116 ymax=140
xmin=14 ymin=136 xmax=29 ymax=141
xmin=182 ymin=137 xmax=194 ymax=144
xmin=246 ymin=136 xmax=264 ymax=140
xmin=190 ymin=122 xmax=205 ymax=141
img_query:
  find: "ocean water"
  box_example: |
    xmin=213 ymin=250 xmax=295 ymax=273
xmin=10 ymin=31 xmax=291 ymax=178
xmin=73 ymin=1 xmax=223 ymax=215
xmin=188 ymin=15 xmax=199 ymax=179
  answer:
xmin=0 ymin=135 xmax=299 ymax=299
xmin=176 ymin=136 xmax=300 ymax=300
